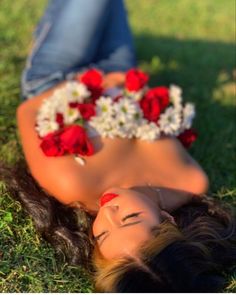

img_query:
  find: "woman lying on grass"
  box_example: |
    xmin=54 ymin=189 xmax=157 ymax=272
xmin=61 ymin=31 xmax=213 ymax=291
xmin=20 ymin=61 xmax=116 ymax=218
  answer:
xmin=2 ymin=0 xmax=235 ymax=292
xmin=2 ymin=69 xmax=234 ymax=292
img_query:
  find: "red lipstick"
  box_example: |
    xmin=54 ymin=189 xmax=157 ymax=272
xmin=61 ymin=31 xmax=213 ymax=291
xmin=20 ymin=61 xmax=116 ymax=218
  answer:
xmin=100 ymin=193 xmax=119 ymax=207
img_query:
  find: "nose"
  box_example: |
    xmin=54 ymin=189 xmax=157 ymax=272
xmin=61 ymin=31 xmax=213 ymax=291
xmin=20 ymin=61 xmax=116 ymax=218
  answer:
xmin=103 ymin=205 xmax=120 ymax=226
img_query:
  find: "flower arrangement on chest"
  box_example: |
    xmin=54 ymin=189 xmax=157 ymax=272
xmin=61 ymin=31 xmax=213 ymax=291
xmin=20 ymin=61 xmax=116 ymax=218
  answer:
xmin=35 ymin=68 xmax=197 ymax=165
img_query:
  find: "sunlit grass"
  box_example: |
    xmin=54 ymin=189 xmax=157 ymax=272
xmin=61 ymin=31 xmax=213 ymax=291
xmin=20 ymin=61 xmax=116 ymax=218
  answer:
xmin=0 ymin=0 xmax=235 ymax=292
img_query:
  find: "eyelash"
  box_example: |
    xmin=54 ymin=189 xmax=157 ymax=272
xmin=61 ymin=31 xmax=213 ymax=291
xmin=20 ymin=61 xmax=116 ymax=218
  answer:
xmin=94 ymin=212 xmax=142 ymax=241
xmin=122 ymin=212 xmax=142 ymax=222
xmin=94 ymin=232 xmax=106 ymax=242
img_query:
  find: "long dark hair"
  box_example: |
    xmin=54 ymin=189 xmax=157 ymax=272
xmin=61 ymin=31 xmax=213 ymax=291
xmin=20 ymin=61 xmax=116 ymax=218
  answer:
xmin=94 ymin=197 xmax=236 ymax=292
xmin=1 ymin=159 xmax=236 ymax=292
xmin=0 ymin=159 xmax=95 ymax=270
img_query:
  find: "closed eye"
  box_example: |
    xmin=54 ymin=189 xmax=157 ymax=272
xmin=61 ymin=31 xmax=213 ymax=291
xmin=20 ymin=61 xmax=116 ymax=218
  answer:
xmin=122 ymin=211 xmax=143 ymax=222
xmin=94 ymin=231 xmax=107 ymax=242
xmin=94 ymin=212 xmax=143 ymax=242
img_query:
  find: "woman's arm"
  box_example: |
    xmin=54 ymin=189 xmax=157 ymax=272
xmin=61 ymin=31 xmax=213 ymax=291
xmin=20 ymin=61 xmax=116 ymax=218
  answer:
xmin=17 ymin=82 xmax=85 ymax=204
xmin=16 ymin=73 xmax=126 ymax=204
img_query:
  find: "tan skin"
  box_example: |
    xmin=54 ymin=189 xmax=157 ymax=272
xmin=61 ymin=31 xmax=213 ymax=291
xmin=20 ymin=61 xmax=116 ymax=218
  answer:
xmin=93 ymin=186 xmax=177 ymax=259
xmin=17 ymin=71 xmax=209 ymax=258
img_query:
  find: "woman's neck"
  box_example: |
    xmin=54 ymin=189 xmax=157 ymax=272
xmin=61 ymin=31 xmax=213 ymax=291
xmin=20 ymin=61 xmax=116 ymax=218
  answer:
xmin=129 ymin=186 xmax=195 ymax=213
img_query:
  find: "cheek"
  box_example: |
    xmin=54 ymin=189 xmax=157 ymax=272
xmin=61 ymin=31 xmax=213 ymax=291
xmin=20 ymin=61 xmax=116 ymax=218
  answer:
xmin=92 ymin=209 xmax=108 ymax=236
xmin=92 ymin=216 xmax=100 ymax=235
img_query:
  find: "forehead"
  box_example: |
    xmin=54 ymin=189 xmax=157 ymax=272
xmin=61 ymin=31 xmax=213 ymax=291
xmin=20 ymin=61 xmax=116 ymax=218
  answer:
xmin=98 ymin=222 xmax=152 ymax=259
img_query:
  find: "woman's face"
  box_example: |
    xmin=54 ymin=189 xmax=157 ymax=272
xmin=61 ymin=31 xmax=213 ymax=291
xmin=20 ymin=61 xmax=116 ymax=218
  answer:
xmin=92 ymin=187 xmax=162 ymax=259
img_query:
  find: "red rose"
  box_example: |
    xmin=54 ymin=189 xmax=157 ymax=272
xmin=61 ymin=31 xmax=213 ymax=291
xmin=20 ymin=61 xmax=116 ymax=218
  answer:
xmin=178 ymin=129 xmax=198 ymax=148
xmin=80 ymin=68 xmax=104 ymax=103
xmin=69 ymin=102 xmax=79 ymax=108
xmin=60 ymin=125 xmax=94 ymax=156
xmin=90 ymin=87 xmax=103 ymax=103
xmin=56 ymin=112 xmax=64 ymax=128
xmin=139 ymin=96 xmax=161 ymax=122
xmin=80 ymin=68 xmax=103 ymax=89
xmin=113 ymin=94 xmax=123 ymax=102
xmin=145 ymin=87 xmax=169 ymax=111
xmin=40 ymin=131 xmax=65 ymax=156
xmin=77 ymin=103 xmax=96 ymax=120
xmin=125 ymin=68 xmax=149 ymax=91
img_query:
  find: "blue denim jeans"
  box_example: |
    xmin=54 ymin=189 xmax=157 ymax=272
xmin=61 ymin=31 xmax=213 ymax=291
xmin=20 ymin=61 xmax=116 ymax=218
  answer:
xmin=21 ymin=0 xmax=136 ymax=100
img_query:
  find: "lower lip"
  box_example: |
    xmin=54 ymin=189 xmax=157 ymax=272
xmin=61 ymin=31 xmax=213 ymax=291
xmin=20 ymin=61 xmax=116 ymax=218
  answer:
xmin=100 ymin=193 xmax=119 ymax=207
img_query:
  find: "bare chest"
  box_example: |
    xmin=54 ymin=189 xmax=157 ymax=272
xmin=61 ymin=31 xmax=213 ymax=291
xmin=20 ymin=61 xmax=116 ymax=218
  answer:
xmin=74 ymin=137 xmax=169 ymax=207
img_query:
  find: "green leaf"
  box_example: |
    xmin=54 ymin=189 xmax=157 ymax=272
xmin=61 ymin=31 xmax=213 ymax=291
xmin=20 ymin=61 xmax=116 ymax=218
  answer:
xmin=3 ymin=211 xmax=13 ymax=222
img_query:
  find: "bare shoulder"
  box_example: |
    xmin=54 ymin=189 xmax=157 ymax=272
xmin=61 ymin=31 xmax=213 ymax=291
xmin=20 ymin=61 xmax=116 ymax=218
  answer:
xmin=138 ymin=136 xmax=209 ymax=195
xmin=138 ymin=136 xmax=193 ymax=164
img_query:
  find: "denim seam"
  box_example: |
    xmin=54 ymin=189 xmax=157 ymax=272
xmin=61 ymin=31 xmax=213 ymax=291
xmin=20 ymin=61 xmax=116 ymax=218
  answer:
xmin=26 ymin=21 xmax=52 ymax=69
xmin=22 ymin=19 xmax=61 ymax=98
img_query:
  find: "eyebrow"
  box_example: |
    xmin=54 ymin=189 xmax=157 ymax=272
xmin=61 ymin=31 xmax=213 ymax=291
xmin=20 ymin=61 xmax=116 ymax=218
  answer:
xmin=99 ymin=220 xmax=143 ymax=247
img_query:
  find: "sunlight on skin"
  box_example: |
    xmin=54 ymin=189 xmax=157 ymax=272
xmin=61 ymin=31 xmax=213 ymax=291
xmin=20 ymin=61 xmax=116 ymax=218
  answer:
xmin=93 ymin=187 xmax=171 ymax=260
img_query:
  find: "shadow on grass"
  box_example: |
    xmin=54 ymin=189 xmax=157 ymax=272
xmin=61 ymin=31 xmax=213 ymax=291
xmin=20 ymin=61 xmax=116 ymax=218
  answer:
xmin=134 ymin=34 xmax=235 ymax=194
xmin=0 ymin=34 xmax=235 ymax=292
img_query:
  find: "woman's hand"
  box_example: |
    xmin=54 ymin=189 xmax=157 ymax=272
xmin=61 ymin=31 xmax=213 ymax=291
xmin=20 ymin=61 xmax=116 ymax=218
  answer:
xmin=76 ymin=71 xmax=126 ymax=89
xmin=102 ymin=72 xmax=126 ymax=88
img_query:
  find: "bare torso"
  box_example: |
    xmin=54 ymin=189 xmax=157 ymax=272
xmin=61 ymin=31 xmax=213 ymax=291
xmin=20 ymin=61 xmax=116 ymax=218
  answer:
xmin=17 ymin=75 xmax=208 ymax=213
xmin=38 ymin=134 xmax=205 ymax=211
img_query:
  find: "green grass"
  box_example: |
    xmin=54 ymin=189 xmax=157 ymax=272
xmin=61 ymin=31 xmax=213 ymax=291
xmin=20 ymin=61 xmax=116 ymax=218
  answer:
xmin=0 ymin=0 xmax=235 ymax=292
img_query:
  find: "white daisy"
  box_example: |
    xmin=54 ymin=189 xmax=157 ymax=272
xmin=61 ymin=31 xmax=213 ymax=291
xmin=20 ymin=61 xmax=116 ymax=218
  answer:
xmin=159 ymin=106 xmax=182 ymax=135
xmin=181 ymin=103 xmax=195 ymax=130
xmin=65 ymin=81 xmax=91 ymax=103
xmin=95 ymin=96 xmax=114 ymax=117
xmin=98 ymin=121 xmax=117 ymax=139
xmin=35 ymin=120 xmax=59 ymax=137
xmin=113 ymin=118 xmax=137 ymax=139
xmin=169 ymin=84 xmax=182 ymax=107
xmin=136 ymin=120 xmax=160 ymax=141
xmin=126 ymin=86 xmax=148 ymax=101
xmin=53 ymin=87 xmax=68 ymax=104
xmin=37 ymin=98 xmax=56 ymax=119
xmin=113 ymin=98 xmax=140 ymax=122
xmin=89 ymin=115 xmax=115 ymax=139
xmin=36 ymin=105 xmax=58 ymax=132
xmin=36 ymin=79 xmax=196 ymax=146
xmin=63 ymin=106 xmax=81 ymax=124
